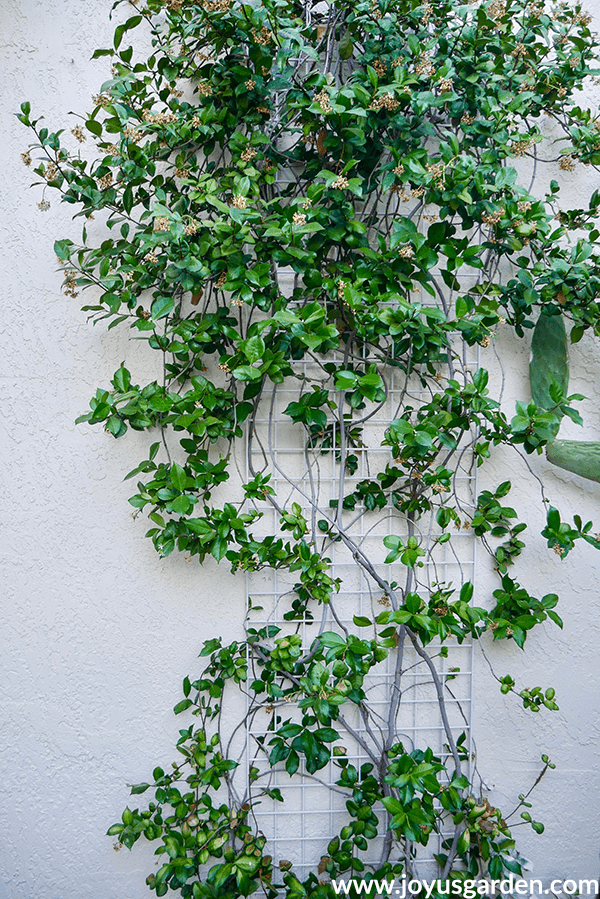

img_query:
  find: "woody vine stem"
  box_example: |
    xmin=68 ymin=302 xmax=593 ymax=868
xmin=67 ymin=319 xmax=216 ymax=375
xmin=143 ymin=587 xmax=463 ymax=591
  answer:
xmin=18 ymin=0 xmax=600 ymax=895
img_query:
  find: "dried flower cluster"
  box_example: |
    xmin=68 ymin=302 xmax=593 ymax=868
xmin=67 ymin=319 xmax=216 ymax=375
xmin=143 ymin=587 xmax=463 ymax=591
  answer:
xmin=528 ymin=2 xmax=544 ymax=17
xmin=481 ymin=208 xmax=505 ymax=226
xmin=426 ymin=162 xmax=446 ymax=185
xmin=369 ymin=93 xmax=401 ymax=111
xmin=331 ymin=175 xmax=349 ymax=190
xmin=316 ymin=90 xmax=332 ymax=113
xmin=559 ymin=155 xmax=576 ymax=171
xmin=438 ymin=78 xmax=454 ymax=93
xmin=488 ymin=0 xmax=506 ymax=21
xmin=390 ymin=185 xmax=410 ymax=201
xmin=44 ymin=162 xmax=58 ymax=182
xmin=203 ymin=0 xmax=231 ymax=11
xmin=252 ymin=26 xmax=274 ymax=45
xmin=96 ymin=172 xmax=114 ymax=190
xmin=123 ymin=127 xmax=143 ymax=143
xmin=142 ymin=109 xmax=178 ymax=125
xmin=415 ymin=53 xmax=435 ymax=78
xmin=63 ymin=270 xmax=79 ymax=299
xmin=92 ymin=93 xmax=111 ymax=108
xmin=511 ymin=136 xmax=534 ymax=156
xmin=370 ymin=0 xmax=381 ymax=20
xmin=572 ymin=9 xmax=591 ymax=24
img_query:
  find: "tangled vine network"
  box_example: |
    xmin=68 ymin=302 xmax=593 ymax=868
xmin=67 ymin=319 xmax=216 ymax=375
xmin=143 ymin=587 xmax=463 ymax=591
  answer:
xmin=19 ymin=0 xmax=600 ymax=895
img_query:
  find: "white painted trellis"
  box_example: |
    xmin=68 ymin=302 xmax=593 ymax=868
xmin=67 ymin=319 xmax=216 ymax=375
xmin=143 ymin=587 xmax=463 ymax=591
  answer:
xmin=242 ymin=269 xmax=481 ymax=878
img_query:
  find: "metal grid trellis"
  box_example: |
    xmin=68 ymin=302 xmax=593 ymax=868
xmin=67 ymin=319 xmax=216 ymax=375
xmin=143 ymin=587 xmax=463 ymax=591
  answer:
xmin=241 ymin=273 xmax=481 ymax=880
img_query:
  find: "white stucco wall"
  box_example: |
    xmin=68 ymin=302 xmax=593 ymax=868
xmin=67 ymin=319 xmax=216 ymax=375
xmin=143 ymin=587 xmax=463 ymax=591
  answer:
xmin=1 ymin=2 xmax=599 ymax=896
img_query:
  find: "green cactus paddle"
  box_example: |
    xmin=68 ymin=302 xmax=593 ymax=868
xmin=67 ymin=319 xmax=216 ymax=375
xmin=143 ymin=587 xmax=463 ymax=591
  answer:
xmin=530 ymin=312 xmax=568 ymax=440
xmin=530 ymin=310 xmax=600 ymax=482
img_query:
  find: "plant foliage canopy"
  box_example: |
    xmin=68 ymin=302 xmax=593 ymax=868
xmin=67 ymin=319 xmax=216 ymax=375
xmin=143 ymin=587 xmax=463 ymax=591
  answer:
xmin=18 ymin=0 xmax=600 ymax=894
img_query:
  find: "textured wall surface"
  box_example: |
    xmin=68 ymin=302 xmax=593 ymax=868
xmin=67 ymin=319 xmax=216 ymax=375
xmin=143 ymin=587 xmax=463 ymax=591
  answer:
xmin=1 ymin=2 xmax=599 ymax=896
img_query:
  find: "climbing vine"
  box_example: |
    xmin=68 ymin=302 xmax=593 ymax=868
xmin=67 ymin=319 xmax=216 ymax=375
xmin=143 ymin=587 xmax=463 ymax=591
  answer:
xmin=19 ymin=0 xmax=600 ymax=895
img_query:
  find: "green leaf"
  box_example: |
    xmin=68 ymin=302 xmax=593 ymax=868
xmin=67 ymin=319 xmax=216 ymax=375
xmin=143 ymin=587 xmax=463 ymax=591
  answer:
xmin=335 ymin=370 xmax=358 ymax=390
xmin=314 ymin=727 xmax=340 ymax=742
xmin=235 ymin=856 xmax=260 ymax=873
xmin=547 ymin=610 xmax=563 ymax=628
xmin=86 ymin=118 xmax=102 ymax=136
xmin=54 ymin=239 xmax=73 ymax=261
xmin=113 ymin=363 xmax=131 ymax=392
xmin=457 ymin=827 xmax=470 ymax=854
xmin=339 ymin=30 xmax=353 ymax=59
xmin=200 ymin=638 xmax=221 ymax=656
xmin=241 ymin=336 xmax=265 ymax=364
xmin=405 ymin=593 xmax=421 ymax=614
xmin=170 ymin=462 xmax=187 ymax=492
xmin=208 ymin=864 xmax=232 ymax=888
xmin=122 ymin=806 xmax=133 ymax=826
xmin=151 ymin=296 xmax=175 ymax=320
xmin=114 ymin=15 xmax=142 ymax=50
xmin=319 ymin=632 xmax=346 ymax=648
xmin=232 ymin=365 xmax=263 ymax=381
xmin=130 ymin=782 xmax=150 ymax=794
